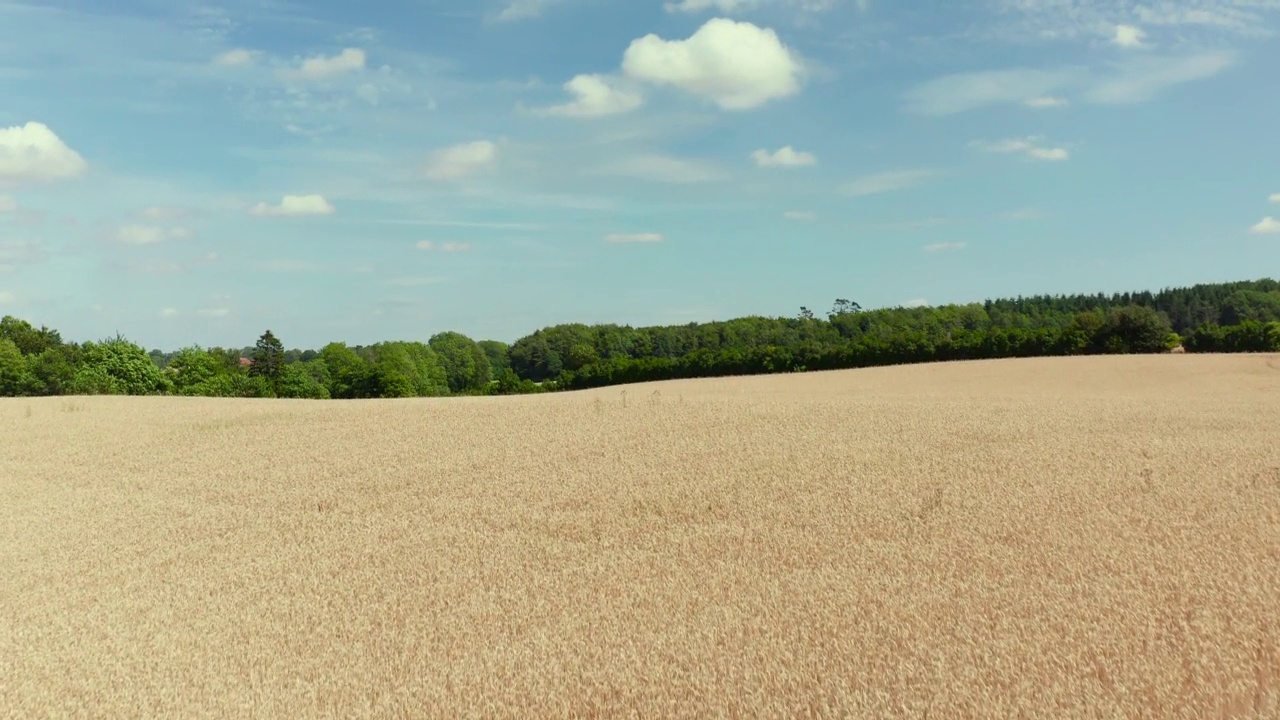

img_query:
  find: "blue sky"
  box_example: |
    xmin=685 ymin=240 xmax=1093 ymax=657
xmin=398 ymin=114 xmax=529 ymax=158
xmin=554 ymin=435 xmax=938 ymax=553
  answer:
xmin=1 ymin=0 xmax=1278 ymax=350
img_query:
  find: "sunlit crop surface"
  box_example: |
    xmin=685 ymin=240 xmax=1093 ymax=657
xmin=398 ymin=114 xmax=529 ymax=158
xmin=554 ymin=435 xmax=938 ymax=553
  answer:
xmin=4 ymin=354 xmax=1280 ymax=718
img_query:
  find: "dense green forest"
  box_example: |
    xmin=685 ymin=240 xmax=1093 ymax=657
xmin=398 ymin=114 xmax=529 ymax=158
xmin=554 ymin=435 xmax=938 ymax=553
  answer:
xmin=2 ymin=278 xmax=1279 ymax=399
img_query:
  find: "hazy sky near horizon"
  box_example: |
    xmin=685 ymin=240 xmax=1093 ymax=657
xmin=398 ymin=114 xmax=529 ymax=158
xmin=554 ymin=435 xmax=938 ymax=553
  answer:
xmin=1 ymin=0 xmax=1278 ymax=349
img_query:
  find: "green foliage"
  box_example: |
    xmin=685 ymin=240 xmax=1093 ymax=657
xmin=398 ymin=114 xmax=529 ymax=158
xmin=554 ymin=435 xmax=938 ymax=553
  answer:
xmin=478 ymin=340 xmax=511 ymax=376
xmin=1185 ymin=321 xmax=1280 ymax=353
xmin=508 ymin=332 xmax=563 ymax=382
xmin=1094 ymin=306 xmax=1174 ymax=354
xmin=73 ymin=336 xmax=172 ymax=395
xmin=67 ymin=364 xmax=125 ymax=396
xmin=0 ymin=338 xmax=40 ymax=396
xmin=491 ymin=367 xmax=545 ymax=395
xmin=279 ymin=358 xmax=330 ymax=397
xmin=0 ymin=315 xmax=62 ymax=356
xmin=187 ymin=372 xmax=274 ymax=398
xmin=1219 ymin=290 xmax=1280 ymax=326
xmin=167 ymin=346 xmax=226 ymax=395
xmin=249 ymin=330 xmax=286 ymax=396
xmin=369 ymin=341 xmax=450 ymax=398
xmin=556 ymin=305 xmax=1176 ymax=391
xmin=28 ymin=344 xmax=81 ymax=396
xmin=319 ymin=342 xmax=375 ymax=399
xmin=428 ymin=331 xmax=491 ymax=394
xmin=2 ymin=277 xmax=1277 ymax=400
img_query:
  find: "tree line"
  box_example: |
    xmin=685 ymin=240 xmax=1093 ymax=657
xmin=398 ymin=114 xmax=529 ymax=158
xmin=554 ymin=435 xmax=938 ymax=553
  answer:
xmin=2 ymin=278 xmax=1278 ymax=398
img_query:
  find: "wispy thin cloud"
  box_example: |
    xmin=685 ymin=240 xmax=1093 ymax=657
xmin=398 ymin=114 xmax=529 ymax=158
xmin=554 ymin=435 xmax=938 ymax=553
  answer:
xmin=902 ymin=68 xmax=1081 ymax=115
xmin=415 ymin=241 xmax=471 ymax=252
xmin=1084 ymin=51 xmax=1236 ymax=104
xmin=923 ymin=241 xmax=966 ymax=253
xmin=905 ymin=52 xmax=1235 ymax=114
xmin=970 ymin=136 xmax=1069 ymax=161
xmin=600 ymin=154 xmax=729 ymax=184
xmin=840 ymin=169 xmax=938 ymax=197
xmin=605 ymin=232 xmax=664 ymax=243
xmin=256 ymin=259 xmax=327 ymax=273
xmin=115 ymin=224 xmax=194 ymax=245
xmin=751 ymin=145 xmax=817 ymax=168
xmin=664 ymin=0 xmax=757 ymax=13
xmin=424 ymin=141 xmax=499 ymax=180
xmin=214 ymin=48 xmax=259 ymax=67
xmin=385 ymin=275 xmax=447 ymax=286
xmin=278 ymin=48 xmax=366 ymax=82
xmin=492 ymin=0 xmax=565 ymax=22
xmin=998 ymin=207 xmax=1046 ymax=221
xmin=1024 ymin=96 xmax=1069 ymax=108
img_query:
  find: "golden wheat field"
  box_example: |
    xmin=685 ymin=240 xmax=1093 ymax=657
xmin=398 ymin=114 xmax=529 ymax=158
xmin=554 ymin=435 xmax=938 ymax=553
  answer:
xmin=3 ymin=354 xmax=1280 ymax=719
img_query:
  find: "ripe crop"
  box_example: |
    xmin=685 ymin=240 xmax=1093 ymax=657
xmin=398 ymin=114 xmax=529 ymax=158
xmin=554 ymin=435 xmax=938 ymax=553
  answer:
xmin=3 ymin=354 xmax=1278 ymax=718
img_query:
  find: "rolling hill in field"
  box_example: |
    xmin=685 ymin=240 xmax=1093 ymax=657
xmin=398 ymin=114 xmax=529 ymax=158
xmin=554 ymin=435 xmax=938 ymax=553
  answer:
xmin=3 ymin=354 xmax=1279 ymax=718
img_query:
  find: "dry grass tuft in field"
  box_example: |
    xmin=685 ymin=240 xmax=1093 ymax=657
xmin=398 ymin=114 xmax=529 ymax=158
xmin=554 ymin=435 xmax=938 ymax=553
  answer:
xmin=3 ymin=354 xmax=1280 ymax=718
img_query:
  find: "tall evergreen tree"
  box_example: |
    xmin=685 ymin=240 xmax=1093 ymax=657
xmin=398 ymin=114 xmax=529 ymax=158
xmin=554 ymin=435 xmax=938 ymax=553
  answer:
xmin=249 ymin=330 xmax=285 ymax=396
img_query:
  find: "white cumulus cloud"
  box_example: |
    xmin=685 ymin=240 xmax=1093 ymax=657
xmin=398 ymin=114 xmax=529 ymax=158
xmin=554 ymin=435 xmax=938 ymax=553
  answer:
xmin=539 ymin=74 xmax=643 ymax=117
xmin=280 ymin=48 xmax=366 ymax=81
xmin=424 ymin=141 xmax=499 ymax=180
xmin=923 ymin=242 xmax=966 ymax=253
xmin=1250 ymin=217 xmax=1280 ymax=234
xmin=971 ymin=136 xmax=1069 ymax=161
xmin=1112 ymin=24 xmax=1149 ymax=48
xmin=903 ymin=298 xmax=930 ymax=308
xmin=751 ymin=145 xmax=816 ymax=167
xmin=1269 ymin=193 xmax=1280 ymax=203
xmin=159 ymin=308 xmax=179 ymax=319
xmin=249 ymin=194 xmax=335 ymax=217
xmin=0 ymin=121 xmax=88 ymax=184
xmin=621 ymin=18 xmax=803 ymax=110
xmin=605 ymin=232 xmax=664 ymax=243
